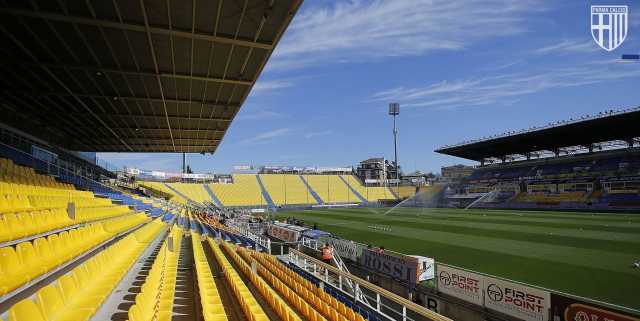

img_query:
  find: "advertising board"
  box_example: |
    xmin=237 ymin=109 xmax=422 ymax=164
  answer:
xmin=551 ymin=293 xmax=639 ymax=321
xmin=436 ymin=264 xmax=484 ymax=306
xmin=318 ymin=236 xmax=365 ymax=262
xmin=361 ymin=250 xmax=434 ymax=284
xmin=484 ymin=277 xmax=550 ymax=321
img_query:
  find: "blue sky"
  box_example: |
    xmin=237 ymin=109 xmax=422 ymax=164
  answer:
xmin=98 ymin=0 xmax=640 ymax=174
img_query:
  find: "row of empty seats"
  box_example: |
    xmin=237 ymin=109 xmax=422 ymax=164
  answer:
xmin=1 ymin=161 xmax=135 ymax=244
xmin=4 ymin=218 xmax=166 ymax=321
xmin=515 ymin=191 xmax=588 ymax=203
xmin=220 ymin=240 xmax=302 ymax=321
xmin=127 ymin=226 xmax=182 ymax=321
xmin=0 ymin=202 xmax=136 ymax=244
xmin=191 ymin=234 xmax=229 ymax=321
xmin=1 ymin=213 xmax=150 ymax=296
xmin=0 ymin=193 xmax=117 ymax=215
xmin=248 ymin=250 xmax=362 ymax=321
xmin=0 ymin=158 xmax=72 ymax=190
xmin=207 ymin=237 xmax=269 ymax=321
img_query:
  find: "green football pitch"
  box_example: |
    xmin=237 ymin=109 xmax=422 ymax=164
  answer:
xmin=275 ymin=207 xmax=640 ymax=310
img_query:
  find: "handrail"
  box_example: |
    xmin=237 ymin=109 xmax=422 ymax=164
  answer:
xmin=0 ymin=211 xmax=140 ymax=248
xmin=0 ymin=219 xmax=151 ymax=309
xmin=288 ymin=249 xmax=452 ymax=321
xmin=300 ymin=237 xmax=369 ymax=304
xmin=236 ymin=224 xmax=271 ymax=252
xmin=0 ymin=142 xmax=115 ymax=193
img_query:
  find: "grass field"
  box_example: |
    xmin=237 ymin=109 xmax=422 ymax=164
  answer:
xmin=276 ymin=207 xmax=640 ymax=310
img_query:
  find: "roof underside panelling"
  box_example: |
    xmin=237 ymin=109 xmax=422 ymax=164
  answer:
xmin=0 ymin=0 xmax=301 ymax=153
xmin=435 ymin=109 xmax=640 ymax=161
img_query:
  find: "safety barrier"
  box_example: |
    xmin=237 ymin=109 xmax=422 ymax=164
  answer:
xmin=288 ymin=249 xmax=451 ymax=321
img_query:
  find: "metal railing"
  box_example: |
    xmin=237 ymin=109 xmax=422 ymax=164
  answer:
xmin=288 ymin=249 xmax=451 ymax=321
xmin=301 ymin=237 xmax=369 ymax=305
xmin=0 ymin=142 xmax=116 ymax=194
xmin=236 ymin=224 xmax=271 ymax=253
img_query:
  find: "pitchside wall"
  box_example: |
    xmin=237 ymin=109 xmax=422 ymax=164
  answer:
xmin=301 ymin=237 xmax=640 ymax=321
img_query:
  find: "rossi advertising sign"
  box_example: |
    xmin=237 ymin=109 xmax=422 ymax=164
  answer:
xmin=360 ymin=249 xmax=420 ymax=284
xmin=267 ymin=225 xmax=300 ymax=242
xmin=551 ymin=293 xmax=639 ymax=321
xmin=436 ymin=264 xmax=484 ymax=306
xmin=484 ymin=277 xmax=550 ymax=321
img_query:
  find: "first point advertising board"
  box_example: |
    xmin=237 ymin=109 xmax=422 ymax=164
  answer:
xmin=437 ymin=264 xmax=551 ymax=321
xmin=485 ymin=277 xmax=550 ymax=321
xmin=437 ymin=265 xmax=484 ymax=306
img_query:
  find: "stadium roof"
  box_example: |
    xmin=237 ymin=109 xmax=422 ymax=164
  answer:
xmin=435 ymin=107 xmax=640 ymax=161
xmin=0 ymin=0 xmax=301 ymax=153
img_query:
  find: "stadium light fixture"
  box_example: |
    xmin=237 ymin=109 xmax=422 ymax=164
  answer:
xmin=388 ymin=103 xmax=400 ymax=192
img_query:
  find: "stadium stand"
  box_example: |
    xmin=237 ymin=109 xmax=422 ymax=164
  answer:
xmin=144 ymin=174 xmax=402 ymax=208
xmin=5 ymin=219 xmax=165 ymax=321
xmin=305 ymin=175 xmax=361 ymax=204
xmin=191 ymin=234 xmax=230 ymax=321
xmin=0 ymin=1 xmax=458 ymax=320
xmin=396 ymin=186 xmax=418 ymax=199
xmin=139 ymin=182 xmax=189 ymax=205
xmin=165 ymin=183 xmax=213 ymax=205
xmin=436 ymin=109 xmax=640 ymax=210
xmin=208 ymin=174 xmax=266 ymax=207
xmin=0 ymin=158 xmax=143 ymax=244
xmin=0 ymin=213 xmax=148 ymax=295
xmin=0 ymin=153 xmax=448 ymax=321
xmin=208 ymin=238 xmax=270 ymax=321
xmin=260 ymin=174 xmax=318 ymax=206
xmin=127 ymin=226 xmax=181 ymax=321
xmin=341 ymin=175 xmax=396 ymax=202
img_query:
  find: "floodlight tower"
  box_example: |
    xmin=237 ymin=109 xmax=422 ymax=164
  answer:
xmin=389 ymin=103 xmax=400 ymax=190
xmin=182 ymin=153 xmax=186 ymax=174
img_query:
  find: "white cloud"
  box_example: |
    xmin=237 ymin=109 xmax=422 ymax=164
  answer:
xmin=371 ymin=63 xmax=640 ymax=110
xmin=239 ymin=128 xmax=292 ymax=144
xmin=235 ymin=109 xmax=283 ymax=121
xmin=251 ymin=79 xmax=295 ymax=93
xmin=534 ymin=39 xmax=599 ymax=55
xmin=269 ymin=0 xmax=540 ymax=71
xmin=304 ymin=130 xmax=333 ymax=139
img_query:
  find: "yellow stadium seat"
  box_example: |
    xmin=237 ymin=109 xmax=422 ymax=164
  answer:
xmin=0 ymin=248 xmax=31 ymax=295
xmin=36 ymin=284 xmax=95 ymax=321
xmin=128 ymin=305 xmax=142 ymax=321
xmin=8 ymin=299 xmax=46 ymax=321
